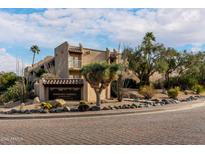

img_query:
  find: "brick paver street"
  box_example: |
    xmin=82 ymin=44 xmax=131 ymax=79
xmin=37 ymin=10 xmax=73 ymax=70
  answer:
xmin=1 ymin=105 xmax=205 ymax=145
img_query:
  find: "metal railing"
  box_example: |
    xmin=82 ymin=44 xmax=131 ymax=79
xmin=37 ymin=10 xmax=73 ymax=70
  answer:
xmin=68 ymin=60 xmax=81 ymax=68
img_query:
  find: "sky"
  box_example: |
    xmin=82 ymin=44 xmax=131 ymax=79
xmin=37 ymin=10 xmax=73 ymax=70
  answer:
xmin=0 ymin=8 xmax=205 ymax=73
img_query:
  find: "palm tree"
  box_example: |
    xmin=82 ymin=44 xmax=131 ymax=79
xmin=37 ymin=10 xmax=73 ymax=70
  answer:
xmin=30 ymin=45 xmax=40 ymax=66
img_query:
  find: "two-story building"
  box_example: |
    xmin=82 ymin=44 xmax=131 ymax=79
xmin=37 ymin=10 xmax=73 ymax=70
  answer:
xmin=24 ymin=42 xmax=121 ymax=102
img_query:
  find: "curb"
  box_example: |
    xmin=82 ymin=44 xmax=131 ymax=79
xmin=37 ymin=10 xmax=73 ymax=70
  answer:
xmin=0 ymin=100 xmax=205 ymax=120
xmin=0 ymin=108 xmax=164 ymax=120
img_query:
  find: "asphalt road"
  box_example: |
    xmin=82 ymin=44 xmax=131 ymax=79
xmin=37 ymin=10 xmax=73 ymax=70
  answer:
xmin=1 ymin=105 xmax=205 ymax=145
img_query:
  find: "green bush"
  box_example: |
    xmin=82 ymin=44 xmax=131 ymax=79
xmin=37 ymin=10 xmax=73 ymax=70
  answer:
xmin=41 ymin=102 xmax=53 ymax=110
xmin=35 ymin=68 xmax=46 ymax=78
xmin=1 ymin=82 xmax=23 ymax=103
xmin=78 ymin=100 xmax=90 ymax=112
xmin=163 ymin=76 xmax=199 ymax=90
xmin=168 ymin=87 xmax=180 ymax=99
xmin=192 ymin=84 xmax=204 ymax=94
xmin=0 ymin=72 xmax=18 ymax=90
xmin=179 ymin=75 xmax=198 ymax=90
xmin=139 ymin=85 xmax=155 ymax=99
xmin=163 ymin=77 xmax=179 ymax=89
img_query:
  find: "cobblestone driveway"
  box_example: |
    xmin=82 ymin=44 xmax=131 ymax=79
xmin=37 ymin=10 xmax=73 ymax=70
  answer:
xmin=1 ymin=105 xmax=205 ymax=145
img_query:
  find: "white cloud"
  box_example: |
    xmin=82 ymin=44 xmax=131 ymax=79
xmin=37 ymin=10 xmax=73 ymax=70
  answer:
xmin=0 ymin=48 xmax=26 ymax=74
xmin=0 ymin=9 xmax=205 ymax=50
xmin=0 ymin=48 xmax=17 ymax=72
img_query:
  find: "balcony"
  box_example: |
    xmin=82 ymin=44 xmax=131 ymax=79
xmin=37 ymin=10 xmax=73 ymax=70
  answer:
xmin=68 ymin=60 xmax=81 ymax=69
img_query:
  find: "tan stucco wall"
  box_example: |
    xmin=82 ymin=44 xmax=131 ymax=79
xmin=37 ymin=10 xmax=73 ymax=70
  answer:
xmin=84 ymin=81 xmax=110 ymax=103
xmin=82 ymin=49 xmax=108 ymax=66
xmin=55 ymin=42 xmax=69 ymax=78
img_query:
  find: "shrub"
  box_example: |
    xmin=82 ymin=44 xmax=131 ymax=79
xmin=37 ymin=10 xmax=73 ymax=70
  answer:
xmin=35 ymin=68 xmax=46 ymax=78
xmin=6 ymin=82 xmax=22 ymax=101
xmin=0 ymin=72 xmax=18 ymax=90
xmin=41 ymin=102 xmax=53 ymax=110
xmin=153 ymin=79 xmax=164 ymax=89
xmin=163 ymin=77 xmax=179 ymax=89
xmin=0 ymin=94 xmax=6 ymax=105
xmin=78 ymin=100 xmax=90 ymax=112
xmin=139 ymin=85 xmax=155 ymax=99
xmin=168 ymin=87 xmax=180 ymax=99
xmin=1 ymin=82 xmax=23 ymax=103
xmin=192 ymin=84 xmax=204 ymax=94
xmin=179 ymin=76 xmax=198 ymax=90
xmin=111 ymin=80 xmax=117 ymax=98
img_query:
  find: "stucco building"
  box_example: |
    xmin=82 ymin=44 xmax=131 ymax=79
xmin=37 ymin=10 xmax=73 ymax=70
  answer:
xmin=24 ymin=42 xmax=121 ymax=102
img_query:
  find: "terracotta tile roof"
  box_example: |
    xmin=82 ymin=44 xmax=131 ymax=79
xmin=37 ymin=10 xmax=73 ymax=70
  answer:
xmin=43 ymin=78 xmax=84 ymax=85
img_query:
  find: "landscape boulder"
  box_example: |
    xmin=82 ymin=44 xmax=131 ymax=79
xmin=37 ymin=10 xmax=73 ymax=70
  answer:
xmin=33 ymin=97 xmax=40 ymax=104
xmin=89 ymin=106 xmax=101 ymax=111
xmin=55 ymin=107 xmax=64 ymax=113
xmin=102 ymin=106 xmax=109 ymax=110
xmin=129 ymin=93 xmax=139 ymax=99
xmin=54 ymin=99 xmax=66 ymax=107
xmin=63 ymin=106 xmax=71 ymax=112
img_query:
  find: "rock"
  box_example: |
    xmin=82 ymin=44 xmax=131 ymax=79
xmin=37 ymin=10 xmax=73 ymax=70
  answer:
xmin=24 ymin=110 xmax=31 ymax=114
xmin=78 ymin=102 xmax=90 ymax=112
xmin=161 ymin=99 xmax=172 ymax=104
xmin=174 ymin=100 xmax=181 ymax=104
xmin=131 ymin=103 xmax=136 ymax=107
xmin=89 ymin=106 xmax=100 ymax=111
xmin=42 ymin=109 xmax=49 ymax=113
xmin=114 ymin=106 xmax=119 ymax=109
xmin=63 ymin=106 xmax=70 ymax=112
xmin=102 ymin=106 xmax=109 ymax=110
xmin=54 ymin=107 xmax=64 ymax=113
xmin=138 ymin=104 xmax=142 ymax=108
xmin=145 ymin=101 xmax=155 ymax=105
xmin=186 ymin=96 xmax=198 ymax=102
xmin=130 ymin=105 xmax=135 ymax=109
xmin=54 ymin=99 xmax=66 ymax=107
xmin=10 ymin=109 xmax=20 ymax=114
xmin=122 ymin=104 xmax=126 ymax=109
xmin=154 ymin=103 xmax=161 ymax=106
xmin=108 ymin=106 xmax=113 ymax=110
xmin=30 ymin=109 xmax=40 ymax=113
xmin=151 ymin=99 xmax=160 ymax=102
xmin=49 ymin=108 xmax=56 ymax=113
xmin=33 ymin=97 xmax=40 ymax=104
xmin=36 ymin=108 xmax=46 ymax=113
xmin=129 ymin=93 xmax=139 ymax=99
xmin=70 ymin=108 xmax=79 ymax=112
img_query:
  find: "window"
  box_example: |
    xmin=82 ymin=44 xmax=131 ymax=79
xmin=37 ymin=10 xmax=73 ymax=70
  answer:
xmin=69 ymin=56 xmax=81 ymax=68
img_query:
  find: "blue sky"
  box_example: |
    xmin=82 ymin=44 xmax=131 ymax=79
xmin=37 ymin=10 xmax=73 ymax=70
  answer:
xmin=0 ymin=8 xmax=205 ymax=72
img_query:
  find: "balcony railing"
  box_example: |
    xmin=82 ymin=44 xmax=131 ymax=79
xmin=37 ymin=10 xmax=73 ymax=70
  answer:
xmin=68 ymin=60 xmax=81 ymax=68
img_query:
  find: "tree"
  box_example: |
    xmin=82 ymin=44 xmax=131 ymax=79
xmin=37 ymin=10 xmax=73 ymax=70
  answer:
xmin=81 ymin=62 xmax=120 ymax=108
xmin=128 ymin=32 xmax=165 ymax=85
xmin=160 ymin=48 xmax=183 ymax=87
xmin=178 ymin=51 xmax=205 ymax=89
xmin=30 ymin=45 xmax=40 ymax=66
xmin=0 ymin=72 xmax=18 ymax=91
